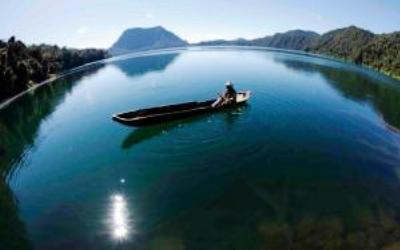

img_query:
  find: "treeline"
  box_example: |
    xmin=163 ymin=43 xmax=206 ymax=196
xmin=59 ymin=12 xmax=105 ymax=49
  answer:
xmin=307 ymin=26 xmax=375 ymax=60
xmin=307 ymin=27 xmax=400 ymax=80
xmin=0 ymin=37 xmax=108 ymax=102
xmin=355 ymin=32 xmax=400 ymax=79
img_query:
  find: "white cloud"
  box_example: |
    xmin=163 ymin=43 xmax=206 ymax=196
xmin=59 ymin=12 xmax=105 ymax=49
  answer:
xmin=77 ymin=26 xmax=88 ymax=34
xmin=145 ymin=12 xmax=153 ymax=19
xmin=313 ymin=13 xmax=323 ymax=21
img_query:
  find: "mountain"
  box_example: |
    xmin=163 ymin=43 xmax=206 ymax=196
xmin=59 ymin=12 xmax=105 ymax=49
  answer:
xmin=252 ymin=30 xmax=320 ymax=50
xmin=306 ymin=26 xmax=399 ymax=79
xmin=356 ymin=32 xmax=400 ymax=79
xmin=195 ymin=38 xmax=251 ymax=46
xmin=109 ymin=26 xmax=188 ymax=56
xmin=195 ymin=30 xmax=320 ymax=50
xmin=307 ymin=26 xmax=375 ymax=60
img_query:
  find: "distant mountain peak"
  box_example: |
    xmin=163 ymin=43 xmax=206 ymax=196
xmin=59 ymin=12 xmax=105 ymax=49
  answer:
xmin=109 ymin=26 xmax=187 ymax=56
xmin=280 ymin=29 xmax=320 ymax=36
xmin=325 ymin=25 xmax=374 ymax=36
xmin=343 ymin=25 xmax=369 ymax=31
xmin=308 ymin=25 xmax=376 ymax=60
xmin=249 ymin=29 xmax=320 ymax=50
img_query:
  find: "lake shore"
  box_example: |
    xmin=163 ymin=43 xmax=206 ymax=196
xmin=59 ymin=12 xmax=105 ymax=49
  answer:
xmin=2 ymin=45 xmax=399 ymax=111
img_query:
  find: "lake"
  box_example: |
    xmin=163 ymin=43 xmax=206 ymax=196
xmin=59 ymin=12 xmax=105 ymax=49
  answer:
xmin=1 ymin=47 xmax=400 ymax=250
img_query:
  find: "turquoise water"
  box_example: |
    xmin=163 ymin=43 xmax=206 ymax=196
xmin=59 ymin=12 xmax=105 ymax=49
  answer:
xmin=1 ymin=47 xmax=400 ymax=250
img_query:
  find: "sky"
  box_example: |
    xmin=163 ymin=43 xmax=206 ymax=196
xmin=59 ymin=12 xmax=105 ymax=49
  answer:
xmin=1 ymin=0 xmax=400 ymax=48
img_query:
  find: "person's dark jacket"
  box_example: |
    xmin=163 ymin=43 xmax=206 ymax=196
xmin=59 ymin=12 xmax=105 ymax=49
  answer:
xmin=224 ymin=85 xmax=237 ymax=102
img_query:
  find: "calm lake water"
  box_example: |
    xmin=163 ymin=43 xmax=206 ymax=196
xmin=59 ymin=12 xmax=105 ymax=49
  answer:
xmin=1 ymin=47 xmax=400 ymax=250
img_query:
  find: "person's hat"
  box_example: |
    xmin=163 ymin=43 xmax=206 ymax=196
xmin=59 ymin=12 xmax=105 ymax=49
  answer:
xmin=225 ymin=81 xmax=233 ymax=86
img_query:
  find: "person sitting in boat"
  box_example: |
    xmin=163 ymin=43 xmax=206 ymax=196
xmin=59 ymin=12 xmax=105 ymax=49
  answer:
xmin=212 ymin=81 xmax=237 ymax=107
xmin=223 ymin=81 xmax=237 ymax=103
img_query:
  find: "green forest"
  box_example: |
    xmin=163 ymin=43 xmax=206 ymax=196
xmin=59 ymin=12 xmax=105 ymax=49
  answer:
xmin=355 ymin=32 xmax=400 ymax=79
xmin=306 ymin=27 xmax=400 ymax=80
xmin=0 ymin=37 xmax=108 ymax=102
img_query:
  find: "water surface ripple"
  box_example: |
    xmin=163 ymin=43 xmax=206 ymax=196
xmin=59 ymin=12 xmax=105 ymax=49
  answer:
xmin=1 ymin=48 xmax=400 ymax=250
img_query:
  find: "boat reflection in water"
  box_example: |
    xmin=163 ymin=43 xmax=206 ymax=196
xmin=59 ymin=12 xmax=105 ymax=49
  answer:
xmin=108 ymin=194 xmax=132 ymax=241
xmin=121 ymin=105 xmax=250 ymax=150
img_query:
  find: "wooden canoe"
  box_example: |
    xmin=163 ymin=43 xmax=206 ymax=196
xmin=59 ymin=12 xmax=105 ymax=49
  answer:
xmin=112 ymin=91 xmax=251 ymax=126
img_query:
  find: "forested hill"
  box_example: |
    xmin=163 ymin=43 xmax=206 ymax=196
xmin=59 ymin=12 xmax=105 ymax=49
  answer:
xmin=195 ymin=30 xmax=320 ymax=51
xmin=0 ymin=37 xmax=108 ymax=102
xmin=251 ymin=30 xmax=320 ymax=50
xmin=356 ymin=32 xmax=400 ymax=79
xmin=194 ymin=30 xmax=320 ymax=50
xmin=307 ymin=26 xmax=375 ymax=59
xmin=307 ymin=27 xmax=400 ymax=79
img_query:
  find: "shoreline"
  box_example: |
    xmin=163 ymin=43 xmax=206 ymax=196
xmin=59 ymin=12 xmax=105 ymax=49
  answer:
xmin=191 ymin=45 xmax=400 ymax=81
xmin=0 ymin=61 xmax=106 ymax=110
xmin=0 ymin=76 xmax=58 ymax=110
xmin=1 ymin=46 xmax=399 ymax=111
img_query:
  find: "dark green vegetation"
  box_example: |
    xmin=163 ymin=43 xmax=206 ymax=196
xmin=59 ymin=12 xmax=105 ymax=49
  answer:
xmin=0 ymin=37 xmax=108 ymax=102
xmin=196 ymin=26 xmax=400 ymax=80
xmin=354 ymin=32 xmax=400 ymax=79
xmin=109 ymin=26 xmax=188 ymax=56
xmin=307 ymin=26 xmax=400 ymax=80
xmin=307 ymin=26 xmax=375 ymax=59
xmin=252 ymin=30 xmax=320 ymax=50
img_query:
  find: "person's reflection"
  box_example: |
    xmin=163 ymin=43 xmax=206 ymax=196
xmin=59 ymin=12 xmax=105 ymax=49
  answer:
xmin=224 ymin=105 xmax=249 ymax=129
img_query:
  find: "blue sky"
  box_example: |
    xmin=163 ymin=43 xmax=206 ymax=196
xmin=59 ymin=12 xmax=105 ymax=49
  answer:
xmin=2 ymin=0 xmax=400 ymax=48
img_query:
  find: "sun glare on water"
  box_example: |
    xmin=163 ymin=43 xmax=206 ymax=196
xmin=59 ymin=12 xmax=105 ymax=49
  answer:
xmin=109 ymin=194 xmax=131 ymax=240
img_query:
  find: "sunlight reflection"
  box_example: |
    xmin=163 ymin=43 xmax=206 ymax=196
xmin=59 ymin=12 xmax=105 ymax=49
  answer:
xmin=109 ymin=194 xmax=131 ymax=240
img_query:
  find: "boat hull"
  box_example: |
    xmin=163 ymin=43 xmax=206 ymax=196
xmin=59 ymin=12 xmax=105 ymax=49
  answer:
xmin=112 ymin=91 xmax=251 ymax=127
